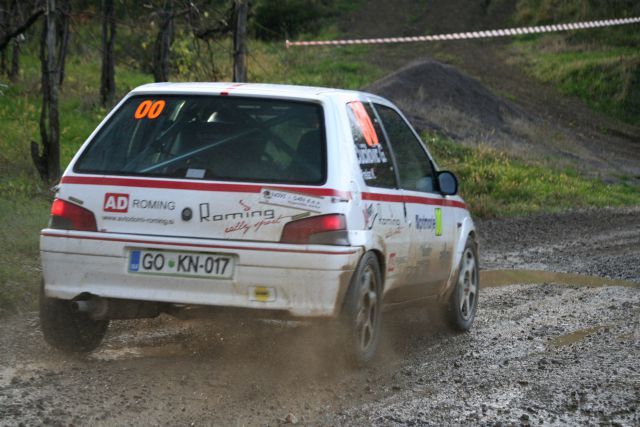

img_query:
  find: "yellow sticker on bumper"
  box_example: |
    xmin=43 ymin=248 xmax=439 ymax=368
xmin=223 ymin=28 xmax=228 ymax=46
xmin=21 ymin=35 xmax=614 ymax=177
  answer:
xmin=250 ymin=286 xmax=276 ymax=302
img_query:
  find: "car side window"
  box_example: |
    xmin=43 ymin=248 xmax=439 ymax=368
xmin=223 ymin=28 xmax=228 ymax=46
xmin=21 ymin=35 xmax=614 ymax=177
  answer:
xmin=374 ymin=104 xmax=436 ymax=193
xmin=347 ymin=101 xmax=397 ymax=189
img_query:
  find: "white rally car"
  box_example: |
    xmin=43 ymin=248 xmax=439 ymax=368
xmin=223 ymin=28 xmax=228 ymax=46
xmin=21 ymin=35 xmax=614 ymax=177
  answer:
xmin=39 ymin=83 xmax=478 ymax=364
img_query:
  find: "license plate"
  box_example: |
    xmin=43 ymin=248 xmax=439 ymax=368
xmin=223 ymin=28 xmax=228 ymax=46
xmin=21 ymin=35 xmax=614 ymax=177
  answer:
xmin=128 ymin=249 xmax=234 ymax=279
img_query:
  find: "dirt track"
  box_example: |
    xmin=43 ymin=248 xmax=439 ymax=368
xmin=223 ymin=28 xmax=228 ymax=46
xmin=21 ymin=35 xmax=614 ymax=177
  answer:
xmin=1 ymin=208 xmax=638 ymax=426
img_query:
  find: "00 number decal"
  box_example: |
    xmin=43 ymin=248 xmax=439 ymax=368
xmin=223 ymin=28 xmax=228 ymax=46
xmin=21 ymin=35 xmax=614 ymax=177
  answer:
xmin=134 ymin=100 xmax=166 ymax=119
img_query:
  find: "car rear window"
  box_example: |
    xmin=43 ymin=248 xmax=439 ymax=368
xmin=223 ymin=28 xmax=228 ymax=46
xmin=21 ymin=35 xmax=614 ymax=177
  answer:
xmin=74 ymin=95 xmax=326 ymax=184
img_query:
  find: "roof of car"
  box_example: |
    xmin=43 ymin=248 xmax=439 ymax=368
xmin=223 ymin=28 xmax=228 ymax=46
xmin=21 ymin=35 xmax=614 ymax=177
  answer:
xmin=129 ymin=82 xmax=387 ymax=104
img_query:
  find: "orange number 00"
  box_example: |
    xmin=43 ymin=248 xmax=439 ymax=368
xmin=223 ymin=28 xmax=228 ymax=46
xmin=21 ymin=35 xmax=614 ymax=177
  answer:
xmin=134 ymin=100 xmax=166 ymax=119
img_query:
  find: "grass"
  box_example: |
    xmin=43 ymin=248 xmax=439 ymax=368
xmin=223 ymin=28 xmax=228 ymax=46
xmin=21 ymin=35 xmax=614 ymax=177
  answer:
xmin=511 ymin=36 xmax=640 ymax=126
xmin=509 ymin=0 xmax=640 ymax=126
xmin=426 ymin=134 xmax=640 ymax=218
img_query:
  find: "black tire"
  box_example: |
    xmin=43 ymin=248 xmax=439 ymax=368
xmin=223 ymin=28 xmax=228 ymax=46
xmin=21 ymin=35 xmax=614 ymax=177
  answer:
xmin=447 ymin=238 xmax=479 ymax=331
xmin=341 ymin=252 xmax=383 ymax=366
xmin=39 ymin=287 xmax=109 ymax=353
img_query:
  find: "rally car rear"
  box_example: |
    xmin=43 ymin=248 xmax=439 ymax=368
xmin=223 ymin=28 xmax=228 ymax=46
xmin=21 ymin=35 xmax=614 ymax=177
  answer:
xmin=39 ymin=84 xmax=365 ymax=355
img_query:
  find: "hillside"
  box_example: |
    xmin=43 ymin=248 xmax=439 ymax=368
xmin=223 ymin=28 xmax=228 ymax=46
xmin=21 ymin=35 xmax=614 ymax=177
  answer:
xmin=338 ymin=0 xmax=640 ymax=182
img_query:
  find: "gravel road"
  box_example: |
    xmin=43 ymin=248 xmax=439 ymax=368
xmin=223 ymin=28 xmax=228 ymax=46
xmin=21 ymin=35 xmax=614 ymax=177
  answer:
xmin=1 ymin=208 xmax=638 ymax=426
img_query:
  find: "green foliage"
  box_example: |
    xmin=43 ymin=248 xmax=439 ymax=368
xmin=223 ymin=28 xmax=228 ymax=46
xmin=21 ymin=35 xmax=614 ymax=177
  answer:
xmin=251 ymin=0 xmax=363 ymax=40
xmin=514 ymin=40 xmax=640 ymax=125
xmin=511 ymin=1 xmax=640 ymax=125
xmin=426 ymin=134 xmax=640 ymax=218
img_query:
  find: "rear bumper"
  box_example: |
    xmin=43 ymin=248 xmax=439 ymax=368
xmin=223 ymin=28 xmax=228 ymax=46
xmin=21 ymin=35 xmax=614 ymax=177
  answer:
xmin=40 ymin=229 xmax=362 ymax=317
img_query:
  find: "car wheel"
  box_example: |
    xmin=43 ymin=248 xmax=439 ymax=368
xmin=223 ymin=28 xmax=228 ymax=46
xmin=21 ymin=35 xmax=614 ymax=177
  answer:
xmin=447 ymin=238 xmax=479 ymax=331
xmin=39 ymin=286 xmax=109 ymax=353
xmin=341 ymin=252 xmax=383 ymax=366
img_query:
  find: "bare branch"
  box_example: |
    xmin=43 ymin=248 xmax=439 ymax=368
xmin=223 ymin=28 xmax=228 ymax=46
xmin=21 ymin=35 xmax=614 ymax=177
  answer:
xmin=0 ymin=8 xmax=44 ymax=52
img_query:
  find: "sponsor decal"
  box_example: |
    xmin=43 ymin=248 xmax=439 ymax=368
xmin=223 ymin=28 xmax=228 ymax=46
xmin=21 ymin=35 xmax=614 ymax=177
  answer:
xmin=199 ymin=200 xmax=275 ymax=222
xmin=103 ymin=193 xmax=175 ymax=213
xmin=363 ymin=203 xmax=402 ymax=230
xmin=223 ymin=215 xmax=286 ymax=236
xmin=131 ymin=199 xmax=175 ymax=210
xmin=415 ymin=214 xmax=436 ymax=231
xmin=361 ymin=167 xmax=377 ymax=180
xmin=363 ymin=204 xmax=377 ymax=230
xmin=348 ymin=101 xmax=379 ymax=147
xmin=259 ymin=189 xmax=324 ymax=212
xmin=103 ymin=193 xmax=129 ymax=212
xmin=414 ymin=208 xmax=442 ymax=234
xmin=134 ymin=99 xmax=166 ymax=120
xmin=355 ymin=143 xmax=388 ymax=165
xmin=102 ymin=215 xmax=174 ymax=226
xmin=198 ymin=200 xmax=285 ymax=236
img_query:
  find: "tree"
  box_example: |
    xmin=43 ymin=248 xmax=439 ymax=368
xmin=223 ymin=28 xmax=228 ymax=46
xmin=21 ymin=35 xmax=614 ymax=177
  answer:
xmin=0 ymin=2 xmax=43 ymax=52
xmin=56 ymin=0 xmax=69 ymax=85
xmin=8 ymin=0 xmax=25 ymax=81
xmin=31 ymin=0 xmax=61 ymax=183
xmin=153 ymin=1 xmax=175 ymax=82
xmin=232 ymin=0 xmax=247 ymax=83
xmin=100 ymin=0 xmax=116 ymax=106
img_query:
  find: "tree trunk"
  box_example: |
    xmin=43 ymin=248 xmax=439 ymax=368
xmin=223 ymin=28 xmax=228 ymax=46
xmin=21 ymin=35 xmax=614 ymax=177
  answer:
xmin=8 ymin=36 xmax=18 ymax=80
xmin=232 ymin=0 xmax=247 ymax=83
xmin=57 ymin=0 xmax=69 ymax=85
xmin=153 ymin=5 xmax=174 ymax=82
xmin=0 ymin=1 xmax=6 ymax=75
xmin=100 ymin=0 xmax=116 ymax=106
xmin=31 ymin=0 xmax=60 ymax=183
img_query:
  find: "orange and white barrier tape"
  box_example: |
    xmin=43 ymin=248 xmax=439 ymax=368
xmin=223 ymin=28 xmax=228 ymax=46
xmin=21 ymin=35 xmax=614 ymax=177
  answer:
xmin=286 ymin=17 xmax=640 ymax=48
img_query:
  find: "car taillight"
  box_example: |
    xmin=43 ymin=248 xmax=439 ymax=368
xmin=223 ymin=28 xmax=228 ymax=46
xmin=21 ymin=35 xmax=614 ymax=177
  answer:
xmin=280 ymin=214 xmax=349 ymax=245
xmin=49 ymin=199 xmax=97 ymax=231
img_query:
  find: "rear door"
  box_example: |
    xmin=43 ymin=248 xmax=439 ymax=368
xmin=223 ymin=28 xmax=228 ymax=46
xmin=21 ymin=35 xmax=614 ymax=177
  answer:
xmin=67 ymin=94 xmax=330 ymax=242
xmin=372 ymin=103 xmax=456 ymax=296
xmin=346 ymin=100 xmax=411 ymax=299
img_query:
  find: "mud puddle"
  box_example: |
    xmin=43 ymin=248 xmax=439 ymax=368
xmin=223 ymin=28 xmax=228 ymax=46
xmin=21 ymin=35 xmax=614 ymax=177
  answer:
xmin=547 ymin=325 xmax=610 ymax=348
xmin=481 ymin=269 xmax=639 ymax=288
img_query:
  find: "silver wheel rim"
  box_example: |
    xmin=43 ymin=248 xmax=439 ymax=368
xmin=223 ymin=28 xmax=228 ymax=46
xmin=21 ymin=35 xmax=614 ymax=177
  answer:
xmin=458 ymin=248 xmax=477 ymax=321
xmin=355 ymin=265 xmax=378 ymax=352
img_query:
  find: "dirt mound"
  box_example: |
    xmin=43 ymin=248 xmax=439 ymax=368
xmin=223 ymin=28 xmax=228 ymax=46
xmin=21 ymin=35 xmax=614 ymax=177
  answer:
xmin=365 ymin=57 xmax=528 ymax=144
xmin=364 ymin=54 xmax=640 ymax=180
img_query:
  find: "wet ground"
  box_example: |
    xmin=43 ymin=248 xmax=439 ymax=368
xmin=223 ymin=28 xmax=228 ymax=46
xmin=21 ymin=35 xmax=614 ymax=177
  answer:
xmin=0 ymin=208 xmax=639 ymax=426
